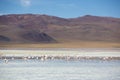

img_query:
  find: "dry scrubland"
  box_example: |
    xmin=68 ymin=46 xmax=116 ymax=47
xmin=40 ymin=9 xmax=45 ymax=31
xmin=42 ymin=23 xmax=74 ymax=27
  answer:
xmin=0 ymin=41 xmax=120 ymax=48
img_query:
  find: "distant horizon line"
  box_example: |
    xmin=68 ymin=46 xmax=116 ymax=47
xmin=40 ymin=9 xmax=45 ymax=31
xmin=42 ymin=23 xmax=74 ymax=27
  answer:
xmin=0 ymin=13 xmax=120 ymax=19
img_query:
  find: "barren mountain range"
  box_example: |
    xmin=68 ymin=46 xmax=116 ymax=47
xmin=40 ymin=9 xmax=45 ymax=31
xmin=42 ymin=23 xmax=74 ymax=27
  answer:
xmin=0 ymin=14 xmax=120 ymax=43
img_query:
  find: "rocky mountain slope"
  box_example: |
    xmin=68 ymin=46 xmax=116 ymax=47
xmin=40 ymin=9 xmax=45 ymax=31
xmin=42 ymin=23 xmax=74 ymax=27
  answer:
xmin=0 ymin=14 xmax=120 ymax=43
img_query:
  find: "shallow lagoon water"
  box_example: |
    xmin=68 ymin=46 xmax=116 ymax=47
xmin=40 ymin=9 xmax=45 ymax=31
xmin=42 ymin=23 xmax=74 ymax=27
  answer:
xmin=0 ymin=48 xmax=120 ymax=80
xmin=0 ymin=59 xmax=120 ymax=80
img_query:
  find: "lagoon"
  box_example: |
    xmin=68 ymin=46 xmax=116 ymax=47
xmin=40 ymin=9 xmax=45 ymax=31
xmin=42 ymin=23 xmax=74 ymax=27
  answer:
xmin=0 ymin=48 xmax=120 ymax=80
xmin=0 ymin=59 xmax=120 ymax=80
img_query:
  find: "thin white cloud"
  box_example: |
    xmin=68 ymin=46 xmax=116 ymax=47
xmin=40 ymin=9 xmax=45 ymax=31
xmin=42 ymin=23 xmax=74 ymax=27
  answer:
xmin=21 ymin=0 xmax=31 ymax=7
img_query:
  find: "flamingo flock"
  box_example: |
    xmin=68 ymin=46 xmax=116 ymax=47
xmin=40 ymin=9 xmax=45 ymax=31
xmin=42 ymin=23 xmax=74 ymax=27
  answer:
xmin=0 ymin=55 xmax=120 ymax=63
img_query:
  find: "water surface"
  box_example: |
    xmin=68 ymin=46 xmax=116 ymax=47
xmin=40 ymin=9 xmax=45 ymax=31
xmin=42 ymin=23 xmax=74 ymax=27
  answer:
xmin=0 ymin=59 xmax=120 ymax=80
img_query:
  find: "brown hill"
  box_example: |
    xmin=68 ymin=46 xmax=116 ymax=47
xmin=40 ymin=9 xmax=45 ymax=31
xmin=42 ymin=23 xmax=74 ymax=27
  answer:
xmin=0 ymin=14 xmax=120 ymax=43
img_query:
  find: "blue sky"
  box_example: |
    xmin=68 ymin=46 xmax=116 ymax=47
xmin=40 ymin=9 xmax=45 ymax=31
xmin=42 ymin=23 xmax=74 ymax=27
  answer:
xmin=0 ymin=0 xmax=120 ymax=18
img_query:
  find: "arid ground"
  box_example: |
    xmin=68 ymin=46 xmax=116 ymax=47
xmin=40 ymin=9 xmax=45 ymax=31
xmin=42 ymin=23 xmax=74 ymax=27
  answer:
xmin=0 ymin=41 xmax=120 ymax=48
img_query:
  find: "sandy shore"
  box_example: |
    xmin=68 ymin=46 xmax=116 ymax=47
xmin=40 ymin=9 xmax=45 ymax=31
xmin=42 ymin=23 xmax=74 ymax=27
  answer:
xmin=0 ymin=41 xmax=120 ymax=48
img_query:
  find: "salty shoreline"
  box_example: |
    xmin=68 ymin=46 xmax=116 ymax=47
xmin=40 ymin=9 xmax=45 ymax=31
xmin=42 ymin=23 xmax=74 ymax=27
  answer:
xmin=0 ymin=48 xmax=120 ymax=60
